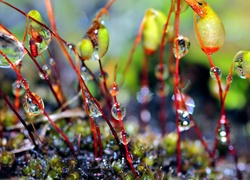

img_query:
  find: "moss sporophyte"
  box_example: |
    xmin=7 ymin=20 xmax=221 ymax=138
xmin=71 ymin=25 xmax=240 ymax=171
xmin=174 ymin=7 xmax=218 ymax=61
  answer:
xmin=0 ymin=0 xmax=249 ymax=179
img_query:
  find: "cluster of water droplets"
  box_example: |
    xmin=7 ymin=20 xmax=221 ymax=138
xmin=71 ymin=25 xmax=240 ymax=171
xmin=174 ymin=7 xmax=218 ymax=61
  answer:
xmin=173 ymin=35 xmax=190 ymax=59
xmin=172 ymin=93 xmax=195 ymax=132
xmin=0 ymin=25 xmax=25 ymax=68
xmin=136 ymin=86 xmax=153 ymax=104
xmin=233 ymin=50 xmax=250 ymax=79
xmin=216 ymin=117 xmax=230 ymax=144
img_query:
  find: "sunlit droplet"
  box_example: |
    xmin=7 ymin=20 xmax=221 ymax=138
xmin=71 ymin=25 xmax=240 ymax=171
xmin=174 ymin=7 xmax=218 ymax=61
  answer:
xmin=177 ymin=109 xmax=193 ymax=132
xmin=0 ymin=25 xmax=25 ymax=68
xmin=233 ymin=50 xmax=250 ymax=79
xmin=111 ymin=103 xmax=126 ymax=120
xmin=81 ymin=67 xmax=93 ymax=83
xmin=226 ymin=75 xmax=233 ymax=84
xmin=20 ymin=78 xmax=29 ymax=89
xmin=210 ymin=66 xmax=222 ymax=80
xmin=12 ymin=80 xmax=25 ymax=96
xmin=136 ymin=86 xmax=153 ymax=104
xmin=23 ymin=92 xmax=44 ymax=116
xmin=154 ymin=64 xmax=169 ymax=80
xmin=216 ymin=123 xmax=229 ymax=144
xmin=172 ymin=93 xmax=195 ymax=115
xmin=86 ymin=98 xmax=102 ymax=118
xmin=110 ymin=83 xmax=119 ymax=96
xmin=173 ymin=35 xmax=190 ymax=59
xmin=39 ymin=64 xmax=51 ymax=80
xmin=118 ymin=131 xmax=130 ymax=145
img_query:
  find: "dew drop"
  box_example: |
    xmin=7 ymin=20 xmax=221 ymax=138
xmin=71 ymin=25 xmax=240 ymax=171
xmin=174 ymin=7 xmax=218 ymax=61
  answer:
xmin=39 ymin=64 xmax=51 ymax=80
xmin=110 ymin=83 xmax=119 ymax=96
xmin=216 ymin=123 xmax=229 ymax=144
xmin=226 ymin=75 xmax=233 ymax=84
xmin=210 ymin=66 xmax=222 ymax=80
xmin=91 ymin=45 xmax=99 ymax=61
xmin=66 ymin=43 xmax=75 ymax=54
xmin=136 ymin=86 xmax=153 ymax=104
xmin=111 ymin=103 xmax=126 ymax=120
xmin=177 ymin=109 xmax=193 ymax=132
xmin=154 ymin=64 xmax=169 ymax=80
xmin=85 ymin=98 xmax=102 ymax=118
xmin=233 ymin=50 xmax=250 ymax=79
xmin=20 ymin=78 xmax=29 ymax=89
xmin=172 ymin=93 xmax=195 ymax=115
xmin=23 ymin=92 xmax=44 ymax=116
xmin=0 ymin=25 xmax=25 ymax=68
xmin=99 ymin=71 xmax=109 ymax=81
xmin=12 ymin=80 xmax=25 ymax=96
xmin=118 ymin=131 xmax=130 ymax=145
xmin=81 ymin=67 xmax=93 ymax=83
xmin=173 ymin=35 xmax=190 ymax=59
xmin=140 ymin=109 xmax=151 ymax=123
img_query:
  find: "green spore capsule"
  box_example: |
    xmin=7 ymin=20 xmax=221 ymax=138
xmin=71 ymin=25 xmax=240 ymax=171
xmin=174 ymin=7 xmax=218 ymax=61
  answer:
xmin=77 ymin=37 xmax=94 ymax=60
xmin=27 ymin=10 xmax=51 ymax=56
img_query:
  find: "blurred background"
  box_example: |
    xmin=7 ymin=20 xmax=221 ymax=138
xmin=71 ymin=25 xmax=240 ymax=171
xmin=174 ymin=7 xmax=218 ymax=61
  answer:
xmin=1 ymin=0 xmax=250 ymax=160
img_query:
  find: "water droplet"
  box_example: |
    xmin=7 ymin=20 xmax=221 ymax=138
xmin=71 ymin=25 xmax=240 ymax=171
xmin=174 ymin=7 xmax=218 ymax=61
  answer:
xmin=20 ymin=78 xmax=29 ymax=89
xmin=49 ymin=58 xmax=55 ymax=66
xmin=177 ymin=109 xmax=193 ymax=132
xmin=110 ymin=83 xmax=119 ymax=96
xmin=216 ymin=123 xmax=229 ymax=144
xmin=39 ymin=64 xmax=51 ymax=80
xmin=91 ymin=45 xmax=99 ymax=61
xmin=118 ymin=131 xmax=130 ymax=145
xmin=210 ymin=66 xmax=222 ymax=80
xmin=233 ymin=50 xmax=250 ymax=79
xmin=173 ymin=35 xmax=190 ymax=59
xmin=172 ymin=93 xmax=195 ymax=115
xmin=85 ymin=98 xmax=102 ymax=118
xmin=0 ymin=25 xmax=25 ymax=68
xmin=226 ymin=75 xmax=233 ymax=84
xmin=136 ymin=86 xmax=153 ymax=104
xmin=23 ymin=92 xmax=44 ymax=116
xmin=111 ymin=103 xmax=126 ymax=120
xmin=66 ymin=43 xmax=75 ymax=54
xmin=154 ymin=64 xmax=169 ymax=80
xmin=12 ymin=80 xmax=25 ymax=96
xmin=99 ymin=71 xmax=109 ymax=81
xmin=81 ymin=67 xmax=93 ymax=83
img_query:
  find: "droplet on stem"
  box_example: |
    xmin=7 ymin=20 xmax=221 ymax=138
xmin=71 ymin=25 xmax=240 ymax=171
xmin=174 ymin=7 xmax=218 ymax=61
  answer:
xmin=118 ymin=131 xmax=130 ymax=145
xmin=233 ymin=50 xmax=250 ymax=79
xmin=177 ymin=109 xmax=193 ymax=132
xmin=154 ymin=64 xmax=169 ymax=80
xmin=111 ymin=103 xmax=126 ymax=120
xmin=85 ymin=98 xmax=102 ymax=118
xmin=39 ymin=64 xmax=51 ymax=80
xmin=173 ymin=35 xmax=190 ymax=59
xmin=12 ymin=80 xmax=25 ymax=96
xmin=110 ymin=83 xmax=119 ymax=96
xmin=20 ymin=78 xmax=29 ymax=89
xmin=0 ymin=25 xmax=25 ymax=68
xmin=23 ymin=92 xmax=44 ymax=116
xmin=81 ymin=66 xmax=93 ymax=83
xmin=216 ymin=123 xmax=229 ymax=144
xmin=210 ymin=66 xmax=222 ymax=80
